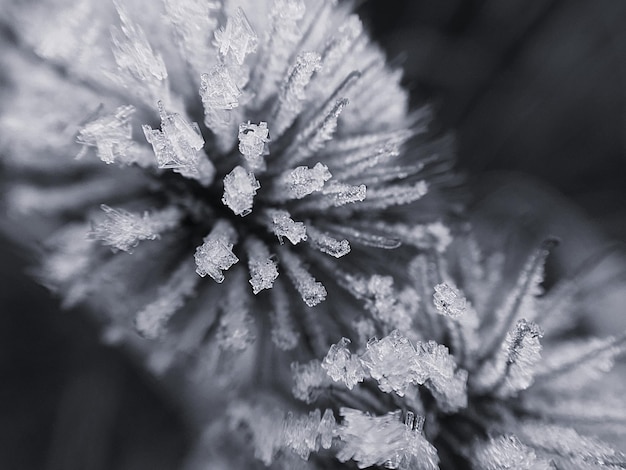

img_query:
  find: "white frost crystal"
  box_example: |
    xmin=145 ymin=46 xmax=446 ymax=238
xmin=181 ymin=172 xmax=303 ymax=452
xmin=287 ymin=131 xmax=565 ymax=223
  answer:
xmin=222 ymin=165 xmax=260 ymax=216
xmin=337 ymin=408 xmax=438 ymax=470
xmin=433 ymin=283 xmax=467 ymax=318
xmin=238 ymin=121 xmax=270 ymax=171
xmin=275 ymin=162 xmax=332 ymax=200
xmin=194 ymin=220 xmax=239 ymax=282
xmin=244 ymin=237 xmax=278 ymax=294
xmin=143 ymin=102 xmax=214 ymax=185
xmin=266 ymin=209 xmax=307 ymax=245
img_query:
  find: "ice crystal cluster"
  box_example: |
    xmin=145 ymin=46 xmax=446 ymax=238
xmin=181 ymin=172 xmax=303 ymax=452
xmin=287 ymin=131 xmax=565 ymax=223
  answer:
xmin=226 ymin=238 xmax=626 ymax=469
xmin=0 ymin=0 xmax=455 ymax=358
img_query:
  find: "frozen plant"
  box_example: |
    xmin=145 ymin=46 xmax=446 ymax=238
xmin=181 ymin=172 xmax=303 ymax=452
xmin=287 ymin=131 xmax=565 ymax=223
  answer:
xmin=0 ymin=0 xmax=457 ymax=371
xmin=224 ymin=237 xmax=626 ymax=469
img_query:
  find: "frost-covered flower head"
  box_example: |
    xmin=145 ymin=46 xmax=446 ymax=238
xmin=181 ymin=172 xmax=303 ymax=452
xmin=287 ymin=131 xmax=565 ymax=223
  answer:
xmin=229 ymin=237 xmax=626 ymax=469
xmin=0 ymin=0 xmax=455 ymax=364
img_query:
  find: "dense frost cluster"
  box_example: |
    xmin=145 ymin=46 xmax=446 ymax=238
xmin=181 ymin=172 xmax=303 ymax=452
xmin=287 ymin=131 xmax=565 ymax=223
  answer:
xmin=1 ymin=0 xmax=625 ymax=469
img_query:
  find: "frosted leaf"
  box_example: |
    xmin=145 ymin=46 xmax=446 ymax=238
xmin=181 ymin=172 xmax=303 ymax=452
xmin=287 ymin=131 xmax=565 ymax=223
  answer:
xmin=266 ymin=209 xmax=307 ymax=245
xmin=471 ymin=435 xmax=553 ymax=470
xmin=143 ymin=102 xmax=213 ymax=184
xmin=279 ymin=249 xmax=327 ymax=306
xmin=360 ymin=330 xmax=420 ymax=396
xmin=499 ymin=319 xmax=543 ymax=395
xmin=238 ymin=121 xmax=270 ymax=171
xmin=474 ymin=320 xmax=543 ymax=397
xmin=324 ymin=225 xmax=401 ymax=250
xmin=289 ymin=98 xmax=348 ymax=164
xmin=269 ymin=280 xmax=299 ymax=349
xmin=534 ymin=334 xmax=626 ymax=389
xmin=6 ymin=176 xmax=143 ymax=216
xmin=355 ymin=181 xmax=428 ymax=210
xmin=217 ymin=270 xmax=254 ymax=350
xmin=481 ymin=239 xmax=557 ymax=359
xmin=90 ymin=204 xmax=181 ymax=252
xmin=324 ymin=181 xmax=367 ymax=205
xmin=291 ymin=360 xmax=332 ymax=403
xmin=306 ymin=225 xmax=351 ymax=258
xmin=163 ymin=0 xmax=220 ymax=75
xmin=273 ymin=52 xmax=322 ymax=136
xmin=321 ymin=338 xmax=366 ymax=389
xmin=244 ymin=237 xmax=278 ymax=294
xmin=275 ymin=162 xmax=332 ymax=201
xmin=40 ymin=224 xmax=94 ymax=287
xmin=516 ymin=422 xmax=625 ymax=465
xmin=194 ymin=220 xmax=239 ymax=282
xmin=76 ymin=105 xmax=135 ymax=164
xmin=230 ymin=403 xmax=337 ymax=465
xmin=319 ymin=15 xmax=363 ymax=72
xmin=200 ymin=64 xmax=242 ymax=110
xmin=214 ymin=7 xmax=258 ymax=65
xmin=283 ymin=408 xmax=337 ymax=460
xmin=433 ymin=283 xmax=467 ymax=318
xmin=222 ymin=165 xmax=260 ymax=216
xmin=110 ymin=1 xmax=169 ymax=105
xmin=336 ymin=408 xmax=438 ymax=470
xmin=135 ymin=260 xmax=198 ymax=339
xmin=229 ymin=403 xmax=283 ymax=465
xmin=253 ymin=0 xmax=306 ymax=104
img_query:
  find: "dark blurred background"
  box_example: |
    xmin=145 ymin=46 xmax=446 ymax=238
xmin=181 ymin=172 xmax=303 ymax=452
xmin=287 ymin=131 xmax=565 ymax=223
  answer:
xmin=2 ymin=1 xmax=626 ymax=468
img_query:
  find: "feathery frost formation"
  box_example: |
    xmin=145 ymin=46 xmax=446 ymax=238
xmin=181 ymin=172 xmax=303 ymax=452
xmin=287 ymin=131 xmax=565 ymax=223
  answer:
xmin=228 ymin=238 xmax=626 ymax=469
xmin=0 ymin=0 xmax=455 ymax=361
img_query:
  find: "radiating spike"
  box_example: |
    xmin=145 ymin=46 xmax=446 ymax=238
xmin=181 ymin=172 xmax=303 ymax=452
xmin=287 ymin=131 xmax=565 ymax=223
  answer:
xmin=238 ymin=121 xmax=270 ymax=172
xmin=90 ymin=204 xmax=182 ymax=252
xmin=269 ymin=279 xmax=299 ymax=350
xmin=109 ymin=0 xmax=169 ymax=106
xmin=279 ymin=248 xmax=326 ymax=306
xmin=306 ymin=225 xmax=351 ymax=258
xmin=271 ymin=162 xmax=332 ymax=201
xmin=214 ymin=7 xmax=258 ymax=65
xmin=135 ymin=260 xmax=198 ymax=339
xmin=272 ymin=51 xmax=321 ymax=137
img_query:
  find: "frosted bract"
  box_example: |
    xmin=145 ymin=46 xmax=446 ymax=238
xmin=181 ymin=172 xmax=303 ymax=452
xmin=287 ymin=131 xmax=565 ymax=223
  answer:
xmin=90 ymin=204 xmax=181 ymax=252
xmin=110 ymin=1 xmax=169 ymax=105
xmin=279 ymin=249 xmax=327 ymax=307
xmin=291 ymin=360 xmax=331 ymax=403
xmin=214 ymin=7 xmax=258 ymax=65
xmin=433 ymin=283 xmax=467 ymax=318
xmin=222 ymin=165 xmax=260 ymax=216
xmin=194 ymin=220 xmax=239 ymax=281
xmin=135 ymin=261 xmax=198 ymax=339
